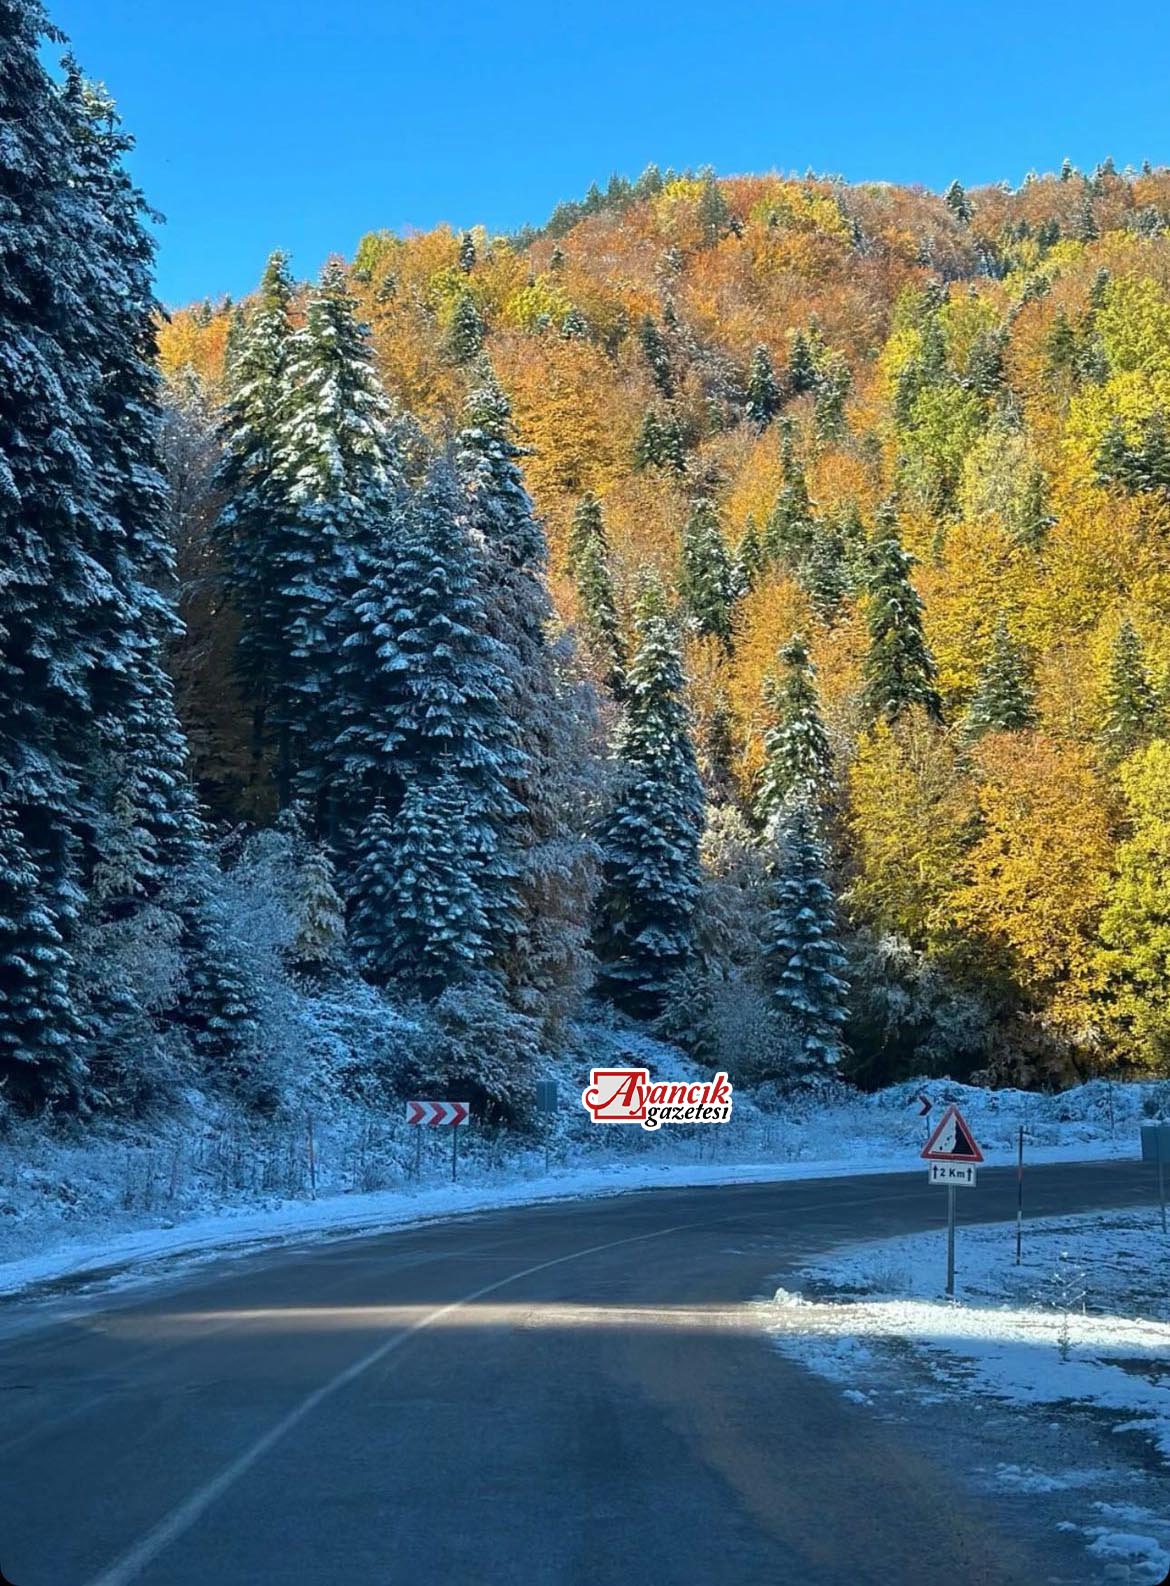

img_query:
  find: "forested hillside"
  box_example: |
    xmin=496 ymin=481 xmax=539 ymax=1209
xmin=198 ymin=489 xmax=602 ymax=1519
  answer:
xmin=6 ymin=0 xmax=1170 ymax=1152
xmin=159 ymin=161 xmax=1170 ymax=1095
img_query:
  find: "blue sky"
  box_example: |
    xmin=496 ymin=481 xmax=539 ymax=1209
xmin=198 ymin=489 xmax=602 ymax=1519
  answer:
xmin=51 ymin=0 xmax=1170 ymax=307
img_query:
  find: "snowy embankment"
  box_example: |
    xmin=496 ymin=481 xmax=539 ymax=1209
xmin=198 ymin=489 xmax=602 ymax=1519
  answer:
xmin=764 ymin=1209 xmax=1170 ymax=1583
xmin=1 ymin=1036 xmax=1165 ymax=1303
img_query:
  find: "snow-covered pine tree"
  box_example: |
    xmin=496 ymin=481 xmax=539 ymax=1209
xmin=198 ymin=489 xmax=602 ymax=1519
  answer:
xmin=340 ymin=461 xmax=522 ymax=967
xmin=456 ymin=375 xmax=598 ymax=1031
xmin=966 ymin=614 xmax=1036 ymax=736
xmin=0 ymin=6 xmax=107 ymax=1106
xmin=862 ymin=499 xmax=944 ymax=725
xmin=800 ymin=514 xmax=850 ymax=623
xmin=290 ymin=844 xmax=347 ymax=982
xmin=594 ymin=581 xmax=705 ymax=1019
xmin=764 ymin=798 xmax=849 ymax=1081
xmin=182 ymin=881 xmax=264 ymax=1099
xmin=679 ymin=497 xmax=736 ymax=651
xmin=0 ymin=27 xmax=213 ymax=1111
xmin=733 ymin=516 xmax=766 ymax=594
xmin=61 ymin=70 xmax=216 ymax=1101
xmin=1101 ymin=617 xmax=1159 ymax=763
xmin=756 ymin=636 xmax=833 ymax=826
xmin=746 ymin=344 xmax=781 ymax=427
xmin=448 ymin=291 xmax=485 ymax=362
xmin=272 ymin=261 xmax=403 ymax=818
xmin=944 ymin=179 xmax=972 ymax=223
xmin=348 ymin=797 xmax=400 ymax=984
xmin=567 ymin=492 xmax=605 ymax=573
xmin=215 ymin=250 xmax=294 ymax=767
xmin=763 ymin=426 xmax=815 ymax=564
xmin=569 ymin=498 xmax=626 ymax=697
xmin=0 ymin=802 xmax=86 ymax=1112
xmin=377 ymin=775 xmax=490 ymax=997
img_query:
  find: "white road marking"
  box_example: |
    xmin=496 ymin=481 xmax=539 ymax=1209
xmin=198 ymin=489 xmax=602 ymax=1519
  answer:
xmin=81 ymin=1220 xmax=695 ymax=1586
xmin=75 ymin=1182 xmax=939 ymax=1583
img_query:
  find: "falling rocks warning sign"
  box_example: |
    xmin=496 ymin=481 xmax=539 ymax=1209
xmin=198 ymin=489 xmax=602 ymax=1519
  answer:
xmin=921 ymin=1103 xmax=984 ymax=1164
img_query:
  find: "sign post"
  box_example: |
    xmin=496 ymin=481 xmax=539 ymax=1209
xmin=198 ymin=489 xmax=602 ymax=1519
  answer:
xmin=405 ymin=1100 xmax=471 ymax=1181
xmin=1140 ymin=1122 xmax=1170 ymax=1234
xmin=921 ymin=1104 xmax=984 ymax=1297
xmin=535 ymin=1079 xmax=558 ymax=1173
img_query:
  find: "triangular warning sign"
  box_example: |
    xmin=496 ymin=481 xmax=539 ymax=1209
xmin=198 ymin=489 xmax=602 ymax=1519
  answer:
xmin=921 ymin=1103 xmax=984 ymax=1163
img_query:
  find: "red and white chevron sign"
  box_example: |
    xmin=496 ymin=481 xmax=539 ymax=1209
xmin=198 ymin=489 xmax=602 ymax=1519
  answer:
xmin=405 ymin=1100 xmax=470 ymax=1127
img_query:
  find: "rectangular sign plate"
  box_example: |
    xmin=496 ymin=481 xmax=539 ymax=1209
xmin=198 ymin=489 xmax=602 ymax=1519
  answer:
xmin=928 ymin=1161 xmax=976 ymax=1188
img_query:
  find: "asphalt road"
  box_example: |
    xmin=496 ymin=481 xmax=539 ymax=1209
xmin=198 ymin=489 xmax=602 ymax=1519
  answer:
xmin=0 ymin=1160 xmax=1154 ymax=1586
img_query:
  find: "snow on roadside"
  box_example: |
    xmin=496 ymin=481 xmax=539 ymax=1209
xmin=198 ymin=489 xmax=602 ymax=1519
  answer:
xmin=1 ymin=1055 xmax=1165 ymax=1305
xmin=763 ymin=1209 xmax=1170 ymax=1582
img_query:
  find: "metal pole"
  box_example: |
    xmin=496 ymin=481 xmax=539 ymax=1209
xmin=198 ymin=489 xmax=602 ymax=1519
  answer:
xmin=1159 ymin=1134 xmax=1167 ymax=1236
xmin=452 ymin=1125 xmax=458 ymax=1182
xmin=946 ymin=1184 xmax=956 ymax=1297
xmin=1015 ymin=1125 xmax=1024 ymax=1266
xmin=415 ymin=1127 xmax=422 ymax=1181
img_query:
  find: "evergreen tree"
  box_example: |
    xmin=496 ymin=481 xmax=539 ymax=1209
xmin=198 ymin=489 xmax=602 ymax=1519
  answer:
xmin=764 ymin=799 xmax=849 ymax=1080
xmin=862 ymin=502 xmax=944 ymax=725
xmin=376 ymin=776 xmax=490 ymax=997
xmin=733 ymin=516 xmax=766 ymax=593
xmin=1014 ymin=464 xmax=1055 ymax=548
xmin=347 ymin=798 xmax=396 ymax=980
xmin=1072 ymin=184 xmax=1099 ymax=243
xmin=787 ymin=329 xmax=818 ymax=395
xmin=1102 ymin=618 xmax=1159 ymax=762
xmin=573 ymin=516 xmax=626 ymax=697
xmin=697 ymin=172 xmax=731 ymax=244
xmin=0 ymin=803 xmax=86 ymax=1112
xmin=458 ymin=231 xmax=477 ymax=272
xmin=966 ymin=615 xmax=1036 ymax=735
xmin=594 ymin=583 xmax=704 ymax=1018
xmin=944 ymin=179 xmax=972 ymax=223
xmin=290 ymin=845 xmax=347 ymax=981
xmin=272 ymin=261 xmax=402 ymax=815
xmin=338 ymin=463 xmax=521 ymax=949
xmin=0 ymin=29 xmax=206 ymax=1110
xmin=763 ymin=427 xmax=815 ymax=564
xmin=756 ymin=636 xmax=834 ymax=826
xmin=678 ymin=498 xmax=735 ymax=650
xmin=456 ymin=375 xmax=596 ymax=1029
xmin=183 ymin=884 xmax=263 ymax=1097
xmin=448 ymin=291 xmax=485 ymax=362
xmin=567 ymin=492 xmax=605 ymax=572
xmin=746 ymin=344 xmax=781 ymax=427
xmin=634 ymin=408 xmax=686 ymax=471
xmin=801 ymin=516 xmax=850 ymax=623
xmin=638 ymin=315 xmax=674 ymax=396
xmin=813 ymin=354 xmax=852 ymax=441
xmin=215 ymin=250 xmax=294 ymax=763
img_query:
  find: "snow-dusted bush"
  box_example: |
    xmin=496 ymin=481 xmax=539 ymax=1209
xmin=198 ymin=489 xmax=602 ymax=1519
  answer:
xmin=424 ymin=984 xmax=543 ymax=1125
xmin=706 ymin=977 xmax=800 ymax=1087
xmin=844 ymin=930 xmax=997 ymax=1088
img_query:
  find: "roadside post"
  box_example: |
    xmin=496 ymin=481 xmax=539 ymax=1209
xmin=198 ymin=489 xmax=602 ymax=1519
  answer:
xmin=1140 ymin=1121 xmax=1170 ymax=1234
xmin=1016 ymin=1125 xmax=1024 ymax=1266
xmin=405 ymin=1100 xmax=471 ymax=1182
xmin=535 ymin=1079 xmax=559 ymax=1174
xmin=921 ymin=1104 xmax=984 ymax=1297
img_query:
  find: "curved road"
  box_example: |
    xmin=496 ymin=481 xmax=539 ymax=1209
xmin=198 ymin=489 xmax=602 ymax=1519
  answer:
xmin=0 ymin=1160 xmax=1153 ymax=1585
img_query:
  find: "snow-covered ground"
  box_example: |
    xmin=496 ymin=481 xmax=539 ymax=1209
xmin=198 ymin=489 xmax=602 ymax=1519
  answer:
xmin=764 ymin=1208 xmax=1170 ymax=1583
xmin=1 ymin=1042 xmax=1166 ymax=1305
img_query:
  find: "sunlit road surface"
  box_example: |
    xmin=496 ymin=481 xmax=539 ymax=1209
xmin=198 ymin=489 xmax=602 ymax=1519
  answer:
xmin=0 ymin=1161 xmax=1153 ymax=1585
